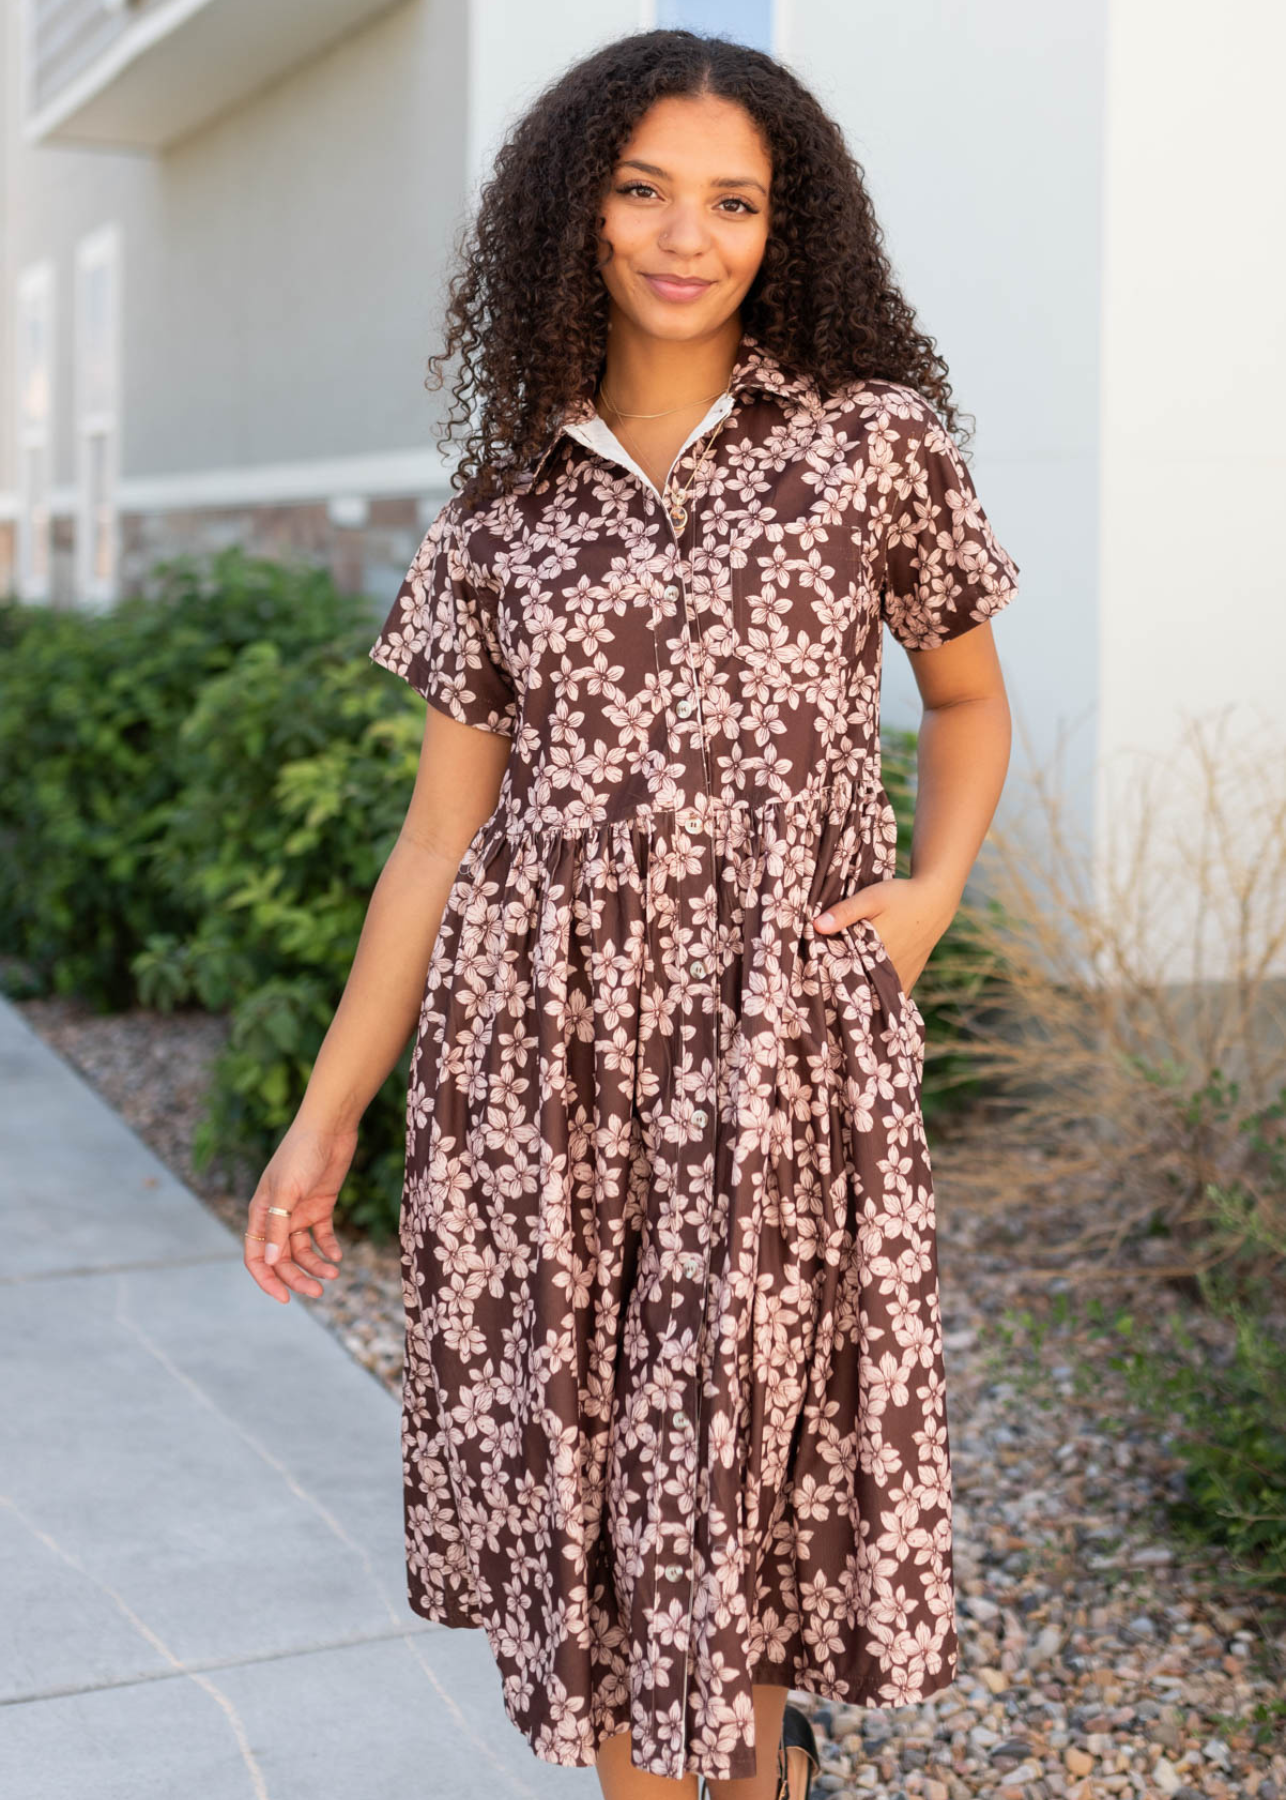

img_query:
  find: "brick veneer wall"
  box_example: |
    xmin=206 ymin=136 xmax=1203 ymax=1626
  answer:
xmin=120 ymin=494 xmax=429 ymax=608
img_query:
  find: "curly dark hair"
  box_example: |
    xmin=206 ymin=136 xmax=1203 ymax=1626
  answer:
xmin=428 ymin=28 xmax=974 ymax=511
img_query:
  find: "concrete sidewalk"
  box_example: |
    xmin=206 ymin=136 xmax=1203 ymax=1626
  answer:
xmin=0 ymin=997 xmax=592 ymax=1800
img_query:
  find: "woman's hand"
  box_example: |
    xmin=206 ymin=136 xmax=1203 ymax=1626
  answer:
xmin=813 ymin=874 xmax=957 ymax=996
xmin=243 ymin=1120 xmax=356 ymax=1304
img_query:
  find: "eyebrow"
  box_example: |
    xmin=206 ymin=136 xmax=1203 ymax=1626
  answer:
xmin=616 ymin=158 xmax=769 ymax=198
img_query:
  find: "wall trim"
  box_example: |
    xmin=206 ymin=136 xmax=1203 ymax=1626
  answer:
xmin=114 ymin=446 xmax=455 ymax=514
xmin=9 ymin=447 xmax=455 ymax=519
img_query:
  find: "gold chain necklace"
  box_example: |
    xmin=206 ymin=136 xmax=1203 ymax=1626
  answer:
xmin=599 ymin=392 xmax=732 ymax=531
xmin=598 ymin=382 xmax=727 ymax=420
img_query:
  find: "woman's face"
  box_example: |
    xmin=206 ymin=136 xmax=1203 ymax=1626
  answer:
xmin=596 ymin=93 xmax=773 ymax=343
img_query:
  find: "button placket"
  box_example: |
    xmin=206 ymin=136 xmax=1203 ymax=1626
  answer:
xmin=668 ymin=578 xmax=709 ymax=758
xmin=636 ymin=416 xmax=732 ymax=1772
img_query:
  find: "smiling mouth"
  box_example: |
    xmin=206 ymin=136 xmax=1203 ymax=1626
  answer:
xmin=642 ymin=274 xmax=712 ymax=288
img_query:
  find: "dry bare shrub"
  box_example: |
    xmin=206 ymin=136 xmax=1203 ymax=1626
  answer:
xmin=921 ymin=710 xmax=1286 ymax=1289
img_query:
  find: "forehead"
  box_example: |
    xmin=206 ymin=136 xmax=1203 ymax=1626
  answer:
xmin=613 ymin=94 xmax=772 ymax=174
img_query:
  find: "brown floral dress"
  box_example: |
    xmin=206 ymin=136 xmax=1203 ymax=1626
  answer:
xmin=368 ymin=331 xmax=1021 ymax=1782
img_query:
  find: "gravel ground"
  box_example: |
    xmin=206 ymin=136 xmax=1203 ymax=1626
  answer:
xmin=17 ymin=994 xmax=1286 ymax=1799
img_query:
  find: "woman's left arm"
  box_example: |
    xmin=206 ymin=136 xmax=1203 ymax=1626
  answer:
xmin=812 ymin=622 xmax=1012 ymax=995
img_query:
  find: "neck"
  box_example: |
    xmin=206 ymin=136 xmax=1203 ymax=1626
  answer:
xmin=597 ymin=314 xmax=743 ymax=416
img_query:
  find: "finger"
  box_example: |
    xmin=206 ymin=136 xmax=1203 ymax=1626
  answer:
xmin=243 ymin=1236 xmax=294 ymax=1304
xmin=277 ymin=1199 xmax=342 ymax=1276
xmin=288 ymin=1226 xmax=340 ymax=1281
xmin=244 ymin=1184 xmax=304 ymax=1301
xmin=308 ymin=1218 xmax=343 ymax=1265
xmin=270 ymin=1187 xmax=343 ymax=1262
xmin=271 ymin=1247 xmax=327 ymax=1299
xmin=260 ymin=1204 xmax=295 ymax=1267
xmin=244 ymin=1181 xmax=283 ymax=1262
xmin=251 ymin=1235 xmax=325 ymax=1300
xmin=817 ymin=883 xmax=892 ymax=933
xmin=813 ymin=892 xmax=864 ymax=933
xmin=247 ymin=1250 xmax=323 ymax=1303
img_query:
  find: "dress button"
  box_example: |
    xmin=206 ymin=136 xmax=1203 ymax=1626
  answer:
xmin=682 ymin=1254 xmax=703 ymax=1280
xmin=663 ymin=584 xmax=680 ymax=602
xmin=664 ymin=1562 xmax=684 ymax=1582
xmin=692 ymin=1107 xmax=708 ymax=1129
xmin=676 ymin=696 xmax=694 ymax=718
xmin=681 ymin=810 xmax=702 ymax=832
xmin=691 ymin=959 xmax=707 ymax=979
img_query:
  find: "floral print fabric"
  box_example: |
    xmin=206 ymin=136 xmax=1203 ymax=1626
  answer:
xmin=368 ymin=332 xmax=1020 ymax=1781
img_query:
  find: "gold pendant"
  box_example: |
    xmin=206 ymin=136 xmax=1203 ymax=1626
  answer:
xmin=670 ymin=504 xmax=688 ymax=530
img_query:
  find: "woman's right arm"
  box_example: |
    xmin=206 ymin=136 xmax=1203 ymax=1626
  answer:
xmin=243 ymin=704 xmax=512 ymax=1303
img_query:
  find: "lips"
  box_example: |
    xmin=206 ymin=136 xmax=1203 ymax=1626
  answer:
xmin=641 ymin=273 xmax=715 ymax=302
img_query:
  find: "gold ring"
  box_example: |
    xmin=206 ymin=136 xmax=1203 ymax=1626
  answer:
xmin=266 ymin=1206 xmax=291 ymax=1218
xmin=245 ymin=1232 xmax=266 ymax=1241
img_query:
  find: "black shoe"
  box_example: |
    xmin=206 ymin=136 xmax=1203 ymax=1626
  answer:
xmin=776 ymin=1703 xmax=819 ymax=1800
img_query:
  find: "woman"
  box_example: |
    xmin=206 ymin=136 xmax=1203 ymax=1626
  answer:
xmin=243 ymin=28 xmax=1021 ymax=1800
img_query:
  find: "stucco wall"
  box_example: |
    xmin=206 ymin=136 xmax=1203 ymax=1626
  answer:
xmin=1096 ymin=0 xmax=1286 ymax=861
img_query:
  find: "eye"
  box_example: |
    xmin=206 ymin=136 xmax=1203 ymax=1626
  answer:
xmin=615 ymin=182 xmax=759 ymax=216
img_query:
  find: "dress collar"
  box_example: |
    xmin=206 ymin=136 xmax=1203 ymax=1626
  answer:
xmin=523 ymin=329 xmax=823 ymax=488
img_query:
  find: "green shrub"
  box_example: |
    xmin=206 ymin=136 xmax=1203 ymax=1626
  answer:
xmin=136 ymin=630 xmax=425 ymax=1238
xmin=0 ymin=550 xmax=369 ymax=1009
xmin=1113 ymin=1274 xmax=1286 ymax=1593
xmin=1 ymin=552 xmax=420 ymax=1236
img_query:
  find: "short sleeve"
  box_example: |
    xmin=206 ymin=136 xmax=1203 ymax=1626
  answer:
xmin=368 ymin=498 xmax=519 ymax=736
xmin=874 ymin=388 xmax=1021 ymax=652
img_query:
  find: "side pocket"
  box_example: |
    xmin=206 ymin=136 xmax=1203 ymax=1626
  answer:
xmin=856 ymin=915 xmax=924 ymax=1030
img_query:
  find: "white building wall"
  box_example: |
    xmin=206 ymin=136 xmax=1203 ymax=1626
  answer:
xmin=124 ymin=0 xmax=467 ymax=481
xmin=1096 ymin=0 xmax=1286 ymax=942
xmin=466 ymin=0 xmax=638 ymax=202
xmin=781 ymin=1 xmax=1105 ymax=848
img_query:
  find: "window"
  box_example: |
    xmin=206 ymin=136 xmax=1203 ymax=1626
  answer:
xmin=15 ymin=261 xmax=54 ymax=602
xmin=75 ymin=225 xmax=120 ymax=605
xmin=648 ymin=0 xmax=775 ymax=52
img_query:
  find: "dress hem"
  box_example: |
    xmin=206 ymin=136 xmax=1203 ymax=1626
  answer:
xmin=404 ymin=1587 xmax=959 ymax=1780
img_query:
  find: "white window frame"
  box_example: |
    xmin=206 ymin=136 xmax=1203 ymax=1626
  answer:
xmin=15 ymin=260 xmax=55 ymax=603
xmin=74 ymin=223 xmax=122 ymax=607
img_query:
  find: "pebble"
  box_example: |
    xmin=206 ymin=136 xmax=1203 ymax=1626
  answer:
xmin=24 ymin=998 xmax=1286 ymax=1800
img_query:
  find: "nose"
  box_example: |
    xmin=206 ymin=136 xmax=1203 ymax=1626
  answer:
xmin=655 ymin=199 xmax=713 ymax=257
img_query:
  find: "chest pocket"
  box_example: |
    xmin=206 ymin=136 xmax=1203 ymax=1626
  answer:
xmin=729 ymin=503 xmax=862 ymax=692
